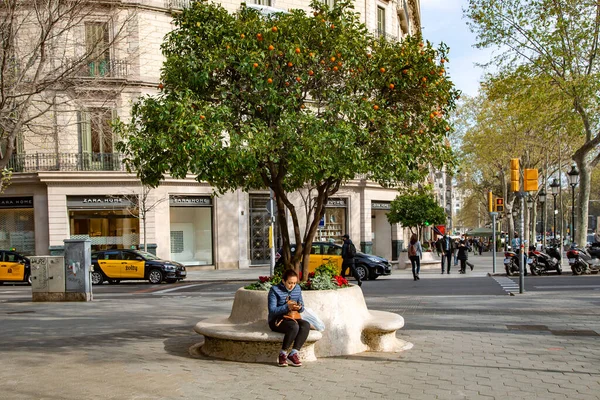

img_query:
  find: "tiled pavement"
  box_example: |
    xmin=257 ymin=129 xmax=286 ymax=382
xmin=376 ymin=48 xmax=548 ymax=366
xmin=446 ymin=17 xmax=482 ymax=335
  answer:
xmin=1 ymin=260 xmax=600 ymax=399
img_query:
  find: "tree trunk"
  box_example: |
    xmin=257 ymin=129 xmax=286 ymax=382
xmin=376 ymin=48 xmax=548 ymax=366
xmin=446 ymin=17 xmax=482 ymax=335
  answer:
xmin=574 ymin=155 xmax=591 ymax=246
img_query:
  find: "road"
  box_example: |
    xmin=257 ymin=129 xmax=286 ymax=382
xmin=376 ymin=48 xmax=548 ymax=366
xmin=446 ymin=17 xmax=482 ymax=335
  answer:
xmin=2 ymin=273 xmax=600 ymax=301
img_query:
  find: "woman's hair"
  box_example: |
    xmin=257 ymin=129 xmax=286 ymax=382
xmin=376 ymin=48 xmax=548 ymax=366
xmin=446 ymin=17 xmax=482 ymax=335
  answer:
xmin=282 ymin=269 xmax=299 ymax=281
xmin=410 ymin=234 xmax=418 ymax=244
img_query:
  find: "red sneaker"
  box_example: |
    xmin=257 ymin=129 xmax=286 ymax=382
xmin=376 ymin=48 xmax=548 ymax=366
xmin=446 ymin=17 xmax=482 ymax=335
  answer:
xmin=278 ymin=353 xmax=288 ymax=367
xmin=287 ymin=352 xmax=302 ymax=367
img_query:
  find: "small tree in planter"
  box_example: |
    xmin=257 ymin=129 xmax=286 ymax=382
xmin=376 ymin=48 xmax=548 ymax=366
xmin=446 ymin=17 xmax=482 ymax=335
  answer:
xmin=116 ymin=0 xmax=459 ymax=279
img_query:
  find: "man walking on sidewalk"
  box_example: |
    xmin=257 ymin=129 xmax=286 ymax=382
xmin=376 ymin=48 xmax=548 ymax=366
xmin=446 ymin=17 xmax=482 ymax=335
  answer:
xmin=440 ymin=234 xmax=453 ymax=274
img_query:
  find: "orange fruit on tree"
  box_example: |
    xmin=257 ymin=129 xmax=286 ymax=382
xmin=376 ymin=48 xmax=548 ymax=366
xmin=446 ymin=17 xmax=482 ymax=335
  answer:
xmin=337 ymin=61 xmax=342 ymax=66
xmin=331 ymin=24 xmax=335 ymax=29
xmin=296 ymin=76 xmax=301 ymax=82
xmin=330 ymin=56 xmax=336 ymax=62
xmin=389 ymin=83 xmax=394 ymax=90
xmin=402 ymin=69 xmax=408 ymax=74
xmin=419 ymin=42 xmax=424 ymax=47
xmin=285 ymin=82 xmax=290 ymax=86
xmin=441 ymin=58 xmax=446 ymax=63
xmin=309 ymin=52 xmax=314 ymax=57
xmin=253 ymin=63 xmax=258 ymax=68
xmin=272 ymin=26 xmax=278 ymax=32
xmin=422 ymin=77 xmax=427 ymax=82
xmin=295 ymin=48 xmax=301 ymax=54
xmin=287 ymin=62 xmax=293 ymax=67
xmin=240 ymin=34 xmax=245 ymax=39
xmin=200 ymin=115 xmax=205 ymax=120
xmin=367 ymin=53 xmax=372 ymax=58
xmin=158 ymin=83 xmax=164 ymax=89
xmin=257 ymin=33 xmax=263 ymax=40
xmin=333 ymin=66 xmax=338 ymax=71
xmin=336 ymin=53 xmax=341 ymax=58
xmin=373 ymin=105 xmax=379 ymax=110
xmin=380 ymin=67 xmax=386 ymax=73
xmin=308 ymin=70 xmax=314 ymax=76
xmin=268 ymin=45 xmax=275 ymax=51
xmin=267 ymin=78 xmax=273 ymax=84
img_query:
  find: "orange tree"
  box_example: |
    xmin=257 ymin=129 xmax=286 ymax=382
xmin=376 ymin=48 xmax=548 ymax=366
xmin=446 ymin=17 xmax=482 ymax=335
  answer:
xmin=116 ymin=0 xmax=459 ymax=278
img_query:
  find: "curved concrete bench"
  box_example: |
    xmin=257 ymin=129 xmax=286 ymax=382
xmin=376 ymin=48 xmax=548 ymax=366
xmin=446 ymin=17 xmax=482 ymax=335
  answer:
xmin=194 ymin=285 xmax=412 ymax=362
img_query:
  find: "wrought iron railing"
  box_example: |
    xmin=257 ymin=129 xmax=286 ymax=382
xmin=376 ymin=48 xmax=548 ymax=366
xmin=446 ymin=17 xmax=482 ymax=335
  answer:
xmin=8 ymin=153 xmax=127 ymax=172
xmin=374 ymin=29 xmax=398 ymax=42
xmin=67 ymin=59 xmax=130 ymax=78
xmin=164 ymin=0 xmax=191 ymax=9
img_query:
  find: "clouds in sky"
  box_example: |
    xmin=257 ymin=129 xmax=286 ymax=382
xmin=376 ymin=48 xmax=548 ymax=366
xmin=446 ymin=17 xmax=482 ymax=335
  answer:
xmin=420 ymin=0 xmax=492 ymax=96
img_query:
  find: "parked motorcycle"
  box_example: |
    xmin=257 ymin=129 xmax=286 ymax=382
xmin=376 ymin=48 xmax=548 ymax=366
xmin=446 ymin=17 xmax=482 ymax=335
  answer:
xmin=528 ymin=245 xmax=562 ymax=275
xmin=504 ymin=251 xmax=528 ymax=276
xmin=567 ymin=244 xmax=600 ymax=275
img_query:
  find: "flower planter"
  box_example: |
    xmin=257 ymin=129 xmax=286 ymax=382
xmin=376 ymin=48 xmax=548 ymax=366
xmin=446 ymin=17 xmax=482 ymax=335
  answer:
xmin=194 ymin=285 xmax=412 ymax=362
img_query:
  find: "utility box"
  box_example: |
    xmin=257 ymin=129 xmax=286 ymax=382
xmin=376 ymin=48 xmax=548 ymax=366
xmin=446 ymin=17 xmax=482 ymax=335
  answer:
xmin=64 ymin=239 xmax=92 ymax=301
xmin=30 ymin=256 xmax=66 ymax=302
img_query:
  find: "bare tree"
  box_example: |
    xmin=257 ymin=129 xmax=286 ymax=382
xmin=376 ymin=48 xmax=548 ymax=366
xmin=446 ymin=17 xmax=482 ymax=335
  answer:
xmin=0 ymin=0 xmax=136 ymax=191
xmin=113 ymin=184 xmax=169 ymax=252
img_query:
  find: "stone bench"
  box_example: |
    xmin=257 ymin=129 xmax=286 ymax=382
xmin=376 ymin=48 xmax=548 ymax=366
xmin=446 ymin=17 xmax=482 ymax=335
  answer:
xmin=194 ymin=285 xmax=412 ymax=362
xmin=194 ymin=317 xmax=322 ymax=363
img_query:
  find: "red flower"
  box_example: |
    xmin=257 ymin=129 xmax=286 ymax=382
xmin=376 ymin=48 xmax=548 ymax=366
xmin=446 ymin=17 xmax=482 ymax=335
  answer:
xmin=308 ymin=272 xmax=315 ymax=279
xmin=258 ymin=276 xmax=270 ymax=283
xmin=334 ymin=275 xmax=348 ymax=287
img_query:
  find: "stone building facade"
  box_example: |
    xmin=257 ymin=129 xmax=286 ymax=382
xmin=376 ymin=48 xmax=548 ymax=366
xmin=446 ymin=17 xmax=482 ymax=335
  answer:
xmin=2 ymin=0 xmax=421 ymax=268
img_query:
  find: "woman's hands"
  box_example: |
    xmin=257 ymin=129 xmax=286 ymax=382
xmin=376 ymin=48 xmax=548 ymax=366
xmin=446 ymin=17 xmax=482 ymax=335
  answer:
xmin=287 ymin=300 xmax=301 ymax=311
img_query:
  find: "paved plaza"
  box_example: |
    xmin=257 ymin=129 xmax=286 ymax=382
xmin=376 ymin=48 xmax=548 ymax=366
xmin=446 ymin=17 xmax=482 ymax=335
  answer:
xmin=1 ymin=254 xmax=599 ymax=399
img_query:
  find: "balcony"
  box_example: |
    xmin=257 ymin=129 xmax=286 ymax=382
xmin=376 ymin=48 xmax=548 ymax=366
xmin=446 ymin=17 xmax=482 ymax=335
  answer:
xmin=374 ymin=29 xmax=398 ymax=42
xmin=8 ymin=153 xmax=127 ymax=173
xmin=67 ymin=59 xmax=130 ymax=79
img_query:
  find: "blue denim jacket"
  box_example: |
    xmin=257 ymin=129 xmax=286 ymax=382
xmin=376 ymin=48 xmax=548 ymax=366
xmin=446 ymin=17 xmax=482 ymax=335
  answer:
xmin=267 ymin=282 xmax=305 ymax=323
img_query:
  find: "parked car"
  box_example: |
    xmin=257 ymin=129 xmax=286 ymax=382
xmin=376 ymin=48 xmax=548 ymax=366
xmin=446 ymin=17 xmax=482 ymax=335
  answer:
xmin=275 ymin=242 xmax=392 ymax=281
xmin=0 ymin=250 xmax=31 ymax=285
xmin=91 ymin=249 xmax=186 ymax=285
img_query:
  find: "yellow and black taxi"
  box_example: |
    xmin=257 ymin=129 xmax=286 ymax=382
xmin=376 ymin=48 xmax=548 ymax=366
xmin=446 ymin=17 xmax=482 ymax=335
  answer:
xmin=91 ymin=249 xmax=186 ymax=285
xmin=275 ymin=242 xmax=392 ymax=281
xmin=0 ymin=250 xmax=31 ymax=285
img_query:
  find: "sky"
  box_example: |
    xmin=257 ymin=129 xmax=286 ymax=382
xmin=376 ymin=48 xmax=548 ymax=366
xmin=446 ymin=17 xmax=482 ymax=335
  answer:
xmin=419 ymin=0 xmax=494 ymax=97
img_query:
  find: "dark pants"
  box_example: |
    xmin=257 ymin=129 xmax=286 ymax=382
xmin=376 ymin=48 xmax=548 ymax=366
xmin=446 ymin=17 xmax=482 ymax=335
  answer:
xmin=269 ymin=318 xmax=311 ymax=351
xmin=460 ymin=259 xmax=466 ymax=272
xmin=410 ymin=255 xmax=420 ymax=278
xmin=341 ymin=258 xmax=361 ymax=283
xmin=441 ymin=251 xmax=452 ymax=273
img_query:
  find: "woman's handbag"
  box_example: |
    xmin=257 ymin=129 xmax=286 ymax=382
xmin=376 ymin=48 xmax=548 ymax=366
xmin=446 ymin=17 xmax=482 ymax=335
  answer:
xmin=283 ymin=300 xmax=302 ymax=320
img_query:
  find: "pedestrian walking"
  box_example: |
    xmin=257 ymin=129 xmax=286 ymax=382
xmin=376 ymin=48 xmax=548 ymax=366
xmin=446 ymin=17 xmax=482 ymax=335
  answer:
xmin=457 ymin=239 xmax=473 ymax=273
xmin=341 ymin=234 xmax=362 ymax=286
xmin=440 ymin=234 xmax=453 ymax=274
xmin=408 ymin=233 xmax=422 ymax=281
xmin=268 ymin=269 xmax=310 ymax=367
xmin=453 ymin=238 xmax=459 ymax=266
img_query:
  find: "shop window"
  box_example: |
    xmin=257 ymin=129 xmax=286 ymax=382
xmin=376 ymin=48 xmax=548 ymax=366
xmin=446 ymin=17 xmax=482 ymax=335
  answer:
xmin=69 ymin=209 xmax=139 ymax=251
xmin=0 ymin=209 xmax=35 ymax=255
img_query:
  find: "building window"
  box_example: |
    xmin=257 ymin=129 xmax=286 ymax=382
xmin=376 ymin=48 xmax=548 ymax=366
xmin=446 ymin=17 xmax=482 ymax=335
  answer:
xmin=323 ymin=0 xmax=335 ymax=7
xmin=85 ymin=22 xmax=110 ymax=77
xmin=253 ymin=0 xmax=271 ymax=6
xmin=79 ymin=109 xmax=115 ymax=155
xmin=377 ymin=6 xmax=386 ymax=36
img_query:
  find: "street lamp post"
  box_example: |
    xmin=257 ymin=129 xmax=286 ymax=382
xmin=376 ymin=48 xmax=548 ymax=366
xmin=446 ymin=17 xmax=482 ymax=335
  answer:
xmin=567 ymin=165 xmax=580 ymax=244
xmin=512 ymin=207 xmax=518 ymax=250
xmin=539 ymin=188 xmax=546 ymax=249
xmin=550 ymin=178 xmax=560 ymax=245
xmin=526 ymin=195 xmax=534 ymax=246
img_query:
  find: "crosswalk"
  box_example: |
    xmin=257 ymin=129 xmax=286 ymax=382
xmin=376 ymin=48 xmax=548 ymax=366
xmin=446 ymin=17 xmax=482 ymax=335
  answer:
xmin=492 ymin=276 xmax=519 ymax=295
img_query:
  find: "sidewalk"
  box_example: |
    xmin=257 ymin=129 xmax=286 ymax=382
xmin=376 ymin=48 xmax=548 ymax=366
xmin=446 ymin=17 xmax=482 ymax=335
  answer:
xmin=2 ymin=282 xmax=599 ymax=399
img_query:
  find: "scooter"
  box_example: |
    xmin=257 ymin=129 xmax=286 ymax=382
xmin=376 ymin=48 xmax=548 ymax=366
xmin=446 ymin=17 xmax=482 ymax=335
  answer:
xmin=567 ymin=244 xmax=600 ymax=275
xmin=504 ymin=251 xmax=528 ymax=276
xmin=528 ymin=245 xmax=562 ymax=275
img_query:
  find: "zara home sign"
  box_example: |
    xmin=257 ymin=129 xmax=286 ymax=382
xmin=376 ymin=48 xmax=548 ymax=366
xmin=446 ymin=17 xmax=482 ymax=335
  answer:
xmin=67 ymin=196 xmax=135 ymax=209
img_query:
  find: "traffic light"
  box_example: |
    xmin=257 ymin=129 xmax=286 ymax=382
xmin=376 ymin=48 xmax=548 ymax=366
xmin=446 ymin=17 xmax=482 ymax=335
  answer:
xmin=510 ymin=158 xmax=519 ymax=192
xmin=524 ymin=168 xmax=539 ymax=192
xmin=424 ymin=221 xmax=431 ymax=226
xmin=495 ymin=198 xmax=504 ymax=212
